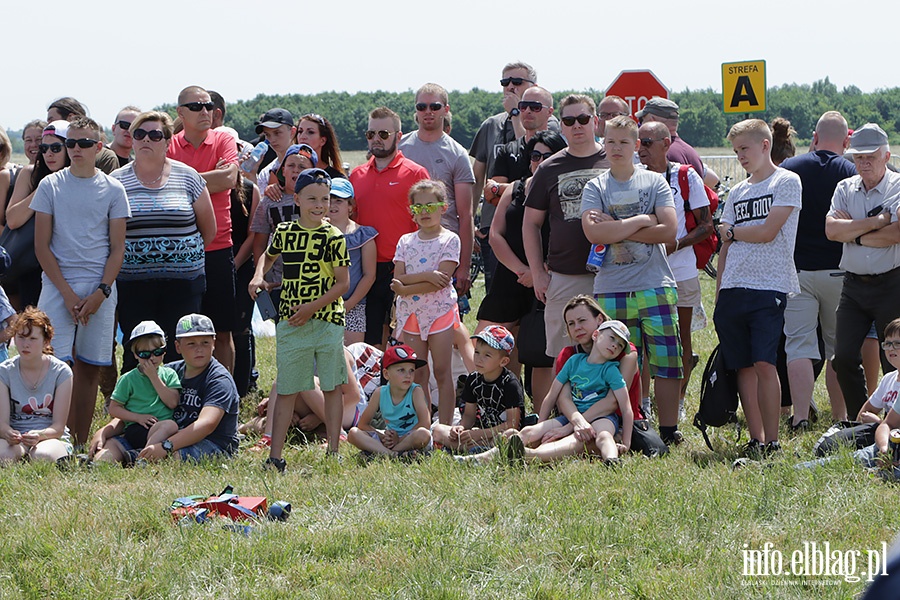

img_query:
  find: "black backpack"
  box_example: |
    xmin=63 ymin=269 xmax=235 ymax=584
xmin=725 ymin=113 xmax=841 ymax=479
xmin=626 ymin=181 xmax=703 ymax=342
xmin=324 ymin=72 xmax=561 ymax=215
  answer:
xmin=693 ymin=344 xmax=740 ymax=450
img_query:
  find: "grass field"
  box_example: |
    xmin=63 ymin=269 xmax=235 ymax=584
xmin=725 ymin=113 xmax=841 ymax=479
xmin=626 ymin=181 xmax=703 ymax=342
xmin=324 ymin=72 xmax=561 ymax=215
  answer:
xmin=2 ymin=149 xmax=899 ymax=598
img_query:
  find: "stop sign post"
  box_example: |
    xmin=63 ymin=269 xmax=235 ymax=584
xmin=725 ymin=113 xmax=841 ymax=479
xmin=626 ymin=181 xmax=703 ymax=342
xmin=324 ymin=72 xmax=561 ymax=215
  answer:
xmin=604 ymin=70 xmax=669 ymax=120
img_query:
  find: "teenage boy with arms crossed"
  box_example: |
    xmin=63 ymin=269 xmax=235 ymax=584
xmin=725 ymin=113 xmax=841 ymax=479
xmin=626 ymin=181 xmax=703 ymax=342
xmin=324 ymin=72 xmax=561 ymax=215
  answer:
xmin=715 ymin=119 xmax=801 ymax=456
xmin=580 ymin=116 xmax=684 ymax=445
xmin=32 ymin=117 xmax=129 ymax=446
xmin=250 ymin=168 xmax=350 ymax=472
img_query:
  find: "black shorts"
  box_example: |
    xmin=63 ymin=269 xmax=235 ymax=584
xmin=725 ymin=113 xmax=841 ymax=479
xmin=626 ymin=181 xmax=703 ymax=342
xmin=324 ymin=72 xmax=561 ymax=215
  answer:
xmin=365 ymin=262 xmax=395 ymax=345
xmin=714 ymin=287 xmax=786 ymax=370
xmin=477 ymin=265 xmax=535 ymax=324
xmin=203 ymin=247 xmax=237 ymax=332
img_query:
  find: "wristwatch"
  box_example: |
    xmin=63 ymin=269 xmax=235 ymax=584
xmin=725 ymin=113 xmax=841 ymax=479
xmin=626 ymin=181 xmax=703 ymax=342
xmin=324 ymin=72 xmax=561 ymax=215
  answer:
xmin=725 ymin=225 xmax=735 ymax=241
xmin=510 ymin=108 xmax=520 ymax=117
xmin=97 ymin=283 xmax=111 ymax=298
xmin=162 ymin=439 xmax=174 ymax=455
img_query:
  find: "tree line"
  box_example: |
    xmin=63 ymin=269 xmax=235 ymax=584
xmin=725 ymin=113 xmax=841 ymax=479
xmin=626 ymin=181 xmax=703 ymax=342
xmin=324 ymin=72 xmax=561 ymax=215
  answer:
xmin=6 ymin=78 xmax=899 ymax=154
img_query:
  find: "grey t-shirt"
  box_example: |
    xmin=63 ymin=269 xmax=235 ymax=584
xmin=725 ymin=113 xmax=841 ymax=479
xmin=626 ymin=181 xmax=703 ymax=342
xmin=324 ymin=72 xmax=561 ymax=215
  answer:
xmin=399 ymin=132 xmax=475 ymax=234
xmin=0 ymin=355 xmax=73 ymax=433
xmin=30 ymin=168 xmax=131 ymax=284
xmin=581 ymin=168 xmax=676 ymax=294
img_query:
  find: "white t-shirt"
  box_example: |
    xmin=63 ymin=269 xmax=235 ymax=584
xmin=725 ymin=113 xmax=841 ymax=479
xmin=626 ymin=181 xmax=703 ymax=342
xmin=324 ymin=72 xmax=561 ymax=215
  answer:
xmin=870 ymin=370 xmax=900 ymax=414
xmin=666 ymin=164 xmax=710 ymax=282
xmin=720 ymin=167 xmax=801 ymax=295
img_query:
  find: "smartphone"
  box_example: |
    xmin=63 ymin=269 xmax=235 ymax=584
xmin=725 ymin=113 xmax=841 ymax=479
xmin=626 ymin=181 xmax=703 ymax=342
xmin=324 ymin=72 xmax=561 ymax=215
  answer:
xmin=867 ymin=204 xmax=885 ymax=217
xmin=255 ymin=290 xmax=277 ymax=321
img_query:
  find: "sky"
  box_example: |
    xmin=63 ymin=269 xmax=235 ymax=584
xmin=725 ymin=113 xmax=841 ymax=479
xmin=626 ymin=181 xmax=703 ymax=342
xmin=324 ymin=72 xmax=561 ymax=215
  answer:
xmin=4 ymin=0 xmax=899 ymax=130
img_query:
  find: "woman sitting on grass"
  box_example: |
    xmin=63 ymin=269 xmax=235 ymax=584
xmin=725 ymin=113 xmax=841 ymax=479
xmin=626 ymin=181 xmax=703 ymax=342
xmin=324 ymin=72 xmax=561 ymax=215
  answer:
xmin=0 ymin=307 xmax=73 ymax=464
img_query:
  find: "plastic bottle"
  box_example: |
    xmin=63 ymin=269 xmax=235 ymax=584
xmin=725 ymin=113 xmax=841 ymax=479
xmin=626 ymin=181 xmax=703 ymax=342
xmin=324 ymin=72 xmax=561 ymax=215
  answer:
xmin=241 ymin=140 xmax=269 ymax=173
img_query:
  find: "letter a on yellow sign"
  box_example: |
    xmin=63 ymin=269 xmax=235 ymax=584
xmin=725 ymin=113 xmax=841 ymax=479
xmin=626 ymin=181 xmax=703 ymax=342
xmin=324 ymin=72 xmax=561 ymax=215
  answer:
xmin=722 ymin=60 xmax=766 ymax=114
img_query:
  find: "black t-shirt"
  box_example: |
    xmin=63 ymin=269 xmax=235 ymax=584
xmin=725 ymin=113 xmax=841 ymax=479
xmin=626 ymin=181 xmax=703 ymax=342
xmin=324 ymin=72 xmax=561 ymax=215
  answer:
xmin=781 ymin=151 xmax=857 ymax=271
xmin=491 ymin=137 xmax=530 ymax=183
xmin=461 ymin=368 xmax=525 ymax=429
xmin=170 ymin=358 xmax=240 ymax=454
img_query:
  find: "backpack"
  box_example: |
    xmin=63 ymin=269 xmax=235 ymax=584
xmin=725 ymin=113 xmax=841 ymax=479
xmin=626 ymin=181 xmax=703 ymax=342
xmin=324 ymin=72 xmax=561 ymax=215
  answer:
xmin=676 ymin=164 xmax=719 ymax=269
xmin=692 ymin=344 xmax=740 ymax=451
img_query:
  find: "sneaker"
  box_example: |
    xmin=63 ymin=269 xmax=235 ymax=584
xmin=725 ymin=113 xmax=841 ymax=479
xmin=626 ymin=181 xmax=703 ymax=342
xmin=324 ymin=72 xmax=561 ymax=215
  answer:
xmin=602 ymin=456 xmax=620 ymax=468
xmin=764 ymin=441 xmax=782 ymax=457
xmin=506 ymin=433 xmax=525 ymax=465
xmin=741 ymin=438 xmax=764 ymax=459
xmin=248 ymin=435 xmax=272 ymax=453
xmin=264 ymin=457 xmax=286 ymax=473
xmin=662 ymin=430 xmax=684 ymax=446
xmin=789 ymin=419 xmax=810 ymax=433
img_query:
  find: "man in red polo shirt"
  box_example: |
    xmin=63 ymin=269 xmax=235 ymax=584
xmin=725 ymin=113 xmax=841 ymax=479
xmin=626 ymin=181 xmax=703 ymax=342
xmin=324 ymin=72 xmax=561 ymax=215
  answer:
xmin=350 ymin=106 xmax=429 ymax=348
xmin=167 ymin=85 xmax=239 ymax=371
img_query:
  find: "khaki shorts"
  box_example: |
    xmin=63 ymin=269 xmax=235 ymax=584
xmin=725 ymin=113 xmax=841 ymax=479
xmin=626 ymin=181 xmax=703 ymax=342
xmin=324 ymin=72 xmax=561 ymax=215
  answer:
xmin=675 ymin=276 xmax=701 ymax=309
xmin=39 ymin=279 xmax=117 ymax=366
xmin=544 ymin=272 xmax=594 ymax=357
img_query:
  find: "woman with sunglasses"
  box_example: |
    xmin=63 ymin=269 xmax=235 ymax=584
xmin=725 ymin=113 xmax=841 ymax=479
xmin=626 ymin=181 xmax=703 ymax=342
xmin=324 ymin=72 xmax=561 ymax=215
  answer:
xmin=475 ymin=131 xmax=567 ymax=411
xmin=296 ymin=113 xmax=346 ymax=177
xmin=5 ymin=121 xmax=72 ymax=309
xmin=110 ymin=111 xmax=216 ymax=372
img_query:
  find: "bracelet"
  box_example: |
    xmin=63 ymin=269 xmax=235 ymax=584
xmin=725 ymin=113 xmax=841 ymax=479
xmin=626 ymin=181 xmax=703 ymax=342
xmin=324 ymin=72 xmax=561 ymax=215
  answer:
xmin=855 ymin=235 xmax=863 ymax=246
xmin=674 ymin=239 xmax=681 ymax=252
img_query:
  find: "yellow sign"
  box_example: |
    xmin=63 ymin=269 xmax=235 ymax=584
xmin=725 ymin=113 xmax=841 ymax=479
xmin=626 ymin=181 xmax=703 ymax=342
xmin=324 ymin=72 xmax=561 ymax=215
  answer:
xmin=722 ymin=60 xmax=766 ymax=114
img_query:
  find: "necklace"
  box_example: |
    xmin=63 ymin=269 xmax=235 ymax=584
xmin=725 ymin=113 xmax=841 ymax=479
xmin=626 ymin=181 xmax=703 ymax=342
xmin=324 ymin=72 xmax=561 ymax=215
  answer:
xmin=135 ymin=162 xmax=167 ymax=187
xmin=20 ymin=356 xmax=47 ymax=391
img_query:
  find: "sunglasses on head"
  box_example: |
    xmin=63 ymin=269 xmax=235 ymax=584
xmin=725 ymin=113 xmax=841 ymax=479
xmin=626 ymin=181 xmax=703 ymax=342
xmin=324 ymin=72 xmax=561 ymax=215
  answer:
xmin=116 ymin=120 xmax=133 ymax=130
xmin=599 ymin=112 xmax=627 ymax=120
xmin=65 ymin=138 xmax=99 ymax=149
xmin=639 ymin=138 xmax=664 ymax=147
xmin=530 ymin=150 xmax=553 ymax=162
xmin=135 ymin=346 xmax=166 ymax=359
xmin=409 ymin=202 xmax=445 ymax=215
xmin=415 ymin=102 xmax=444 ymax=112
xmin=365 ymin=130 xmax=395 ymax=140
xmin=561 ymin=114 xmax=593 ymax=126
xmin=500 ymin=77 xmax=534 ymax=87
xmin=39 ymin=142 xmax=64 ymax=154
xmin=133 ymin=128 xmax=166 ymax=142
xmin=303 ymin=113 xmax=326 ymax=126
xmin=180 ymin=101 xmax=215 ymax=112
xmin=518 ymin=101 xmax=545 ymax=112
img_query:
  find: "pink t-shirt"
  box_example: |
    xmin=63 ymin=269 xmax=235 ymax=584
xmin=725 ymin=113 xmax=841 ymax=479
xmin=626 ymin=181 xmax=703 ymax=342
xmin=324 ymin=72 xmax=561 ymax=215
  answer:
xmin=167 ymin=130 xmax=238 ymax=251
xmin=393 ymin=229 xmax=460 ymax=340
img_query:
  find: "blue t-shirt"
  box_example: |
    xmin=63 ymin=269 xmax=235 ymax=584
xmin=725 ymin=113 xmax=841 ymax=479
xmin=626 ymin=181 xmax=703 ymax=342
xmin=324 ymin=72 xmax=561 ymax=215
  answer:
xmin=169 ymin=358 xmax=240 ymax=454
xmin=378 ymin=382 xmax=421 ymax=437
xmin=781 ymin=151 xmax=857 ymax=271
xmin=555 ymin=354 xmax=626 ymax=413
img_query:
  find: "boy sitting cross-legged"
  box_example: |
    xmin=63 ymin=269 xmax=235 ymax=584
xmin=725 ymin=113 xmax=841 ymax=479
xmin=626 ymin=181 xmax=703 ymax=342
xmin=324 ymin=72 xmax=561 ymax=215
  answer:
xmin=347 ymin=344 xmax=432 ymax=458
xmin=433 ymin=325 xmax=524 ymax=452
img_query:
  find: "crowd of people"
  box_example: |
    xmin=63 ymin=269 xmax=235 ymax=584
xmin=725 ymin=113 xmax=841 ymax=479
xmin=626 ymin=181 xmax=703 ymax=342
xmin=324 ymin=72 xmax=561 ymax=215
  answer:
xmin=1 ymin=61 xmax=899 ymax=479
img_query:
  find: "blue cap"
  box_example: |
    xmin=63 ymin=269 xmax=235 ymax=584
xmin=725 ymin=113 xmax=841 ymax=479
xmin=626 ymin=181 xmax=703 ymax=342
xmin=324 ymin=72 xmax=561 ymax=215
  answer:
xmin=294 ymin=168 xmax=332 ymax=194
xmin=330 ymin=178 xmax=354 ymax=199
xmin=284 ymin=143 xmax=318 ymax=167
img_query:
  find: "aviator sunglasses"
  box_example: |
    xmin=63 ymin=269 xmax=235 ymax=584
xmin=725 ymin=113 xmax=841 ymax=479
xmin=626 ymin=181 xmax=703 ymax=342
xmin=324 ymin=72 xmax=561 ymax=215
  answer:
xmin=365 ymin=130 xmax=395 ymax=140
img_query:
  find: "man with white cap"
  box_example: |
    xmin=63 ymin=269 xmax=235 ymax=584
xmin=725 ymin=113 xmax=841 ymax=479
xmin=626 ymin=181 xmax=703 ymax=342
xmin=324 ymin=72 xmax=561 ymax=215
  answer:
xmin=826 ymin=123 xmax=900 ymax=418
xmin=635 ymin=97 xmax=703 ymax=177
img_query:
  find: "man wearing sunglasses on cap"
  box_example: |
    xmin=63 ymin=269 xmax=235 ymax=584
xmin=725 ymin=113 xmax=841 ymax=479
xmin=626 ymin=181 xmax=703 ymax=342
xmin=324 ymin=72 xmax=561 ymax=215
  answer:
xmin=31 ymin=116 xmax=130 ymax=447
xmin=523 ymin=94 xmax=610 ymax=359
xmin=167 ymin=86 xmax=239 ymax=374
xmin=635 ymin=98 xmax=704 ymax=179
xmin=470 ymin=62 xmax=560 ymax=293
xmin=109 ymin=106 xmax=141 ymax=168
xmin=350 ymin=107 xmax=430 ymax=348
xmin=400 ymin=83 xmax=475 ymax=295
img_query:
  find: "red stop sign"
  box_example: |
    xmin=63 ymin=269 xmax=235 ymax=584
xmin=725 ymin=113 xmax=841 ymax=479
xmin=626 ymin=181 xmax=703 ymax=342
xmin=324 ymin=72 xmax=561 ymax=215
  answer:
xmin=604 ymin=70 xmax=669 ymax=120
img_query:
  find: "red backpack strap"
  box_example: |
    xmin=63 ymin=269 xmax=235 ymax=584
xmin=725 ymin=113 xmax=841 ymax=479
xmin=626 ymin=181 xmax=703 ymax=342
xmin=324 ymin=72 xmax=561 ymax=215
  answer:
xmin=677 ymin=164 xmax=691 ymax=211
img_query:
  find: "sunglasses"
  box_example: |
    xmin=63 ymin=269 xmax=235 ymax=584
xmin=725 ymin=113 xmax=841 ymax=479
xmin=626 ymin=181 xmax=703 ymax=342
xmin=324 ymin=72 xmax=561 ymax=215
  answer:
xmin=415 ymin=102 xmax=444 ymax=112
xmin=640 ymin=138 xmax=665 ymax=147
xmin=599 ymin=112 xmax=627 ymax=120
xmin=180 ymin=101 xmax=215 ymax=112
xmin=530 ymin=150 xmax=553 ymax=162
xmin=116 ymin=120 xmax=133 ymax=130
xmin=365 ymin=130 xmax=395 ymax=140
xmin=500 ymin=77 xmax=534 ymax=87
xmin=39 ymin=143 xmax=64 ymax=154
xmin=882 ymin=341 xmax=900 ymax=351
xmin=133 ymin=128 xmax=166 ymax=142
xmin=409 ymin=202 xmax=446 ymax=215
xmin=302 ymin=113 xmax=326 ymax=126
xmin=561 ymin=114 xmax=593 ymax=126
xmin=65 ymin=138 xmax=99 ymax=149
xmin=135 ymin=346 xmax=167 ymax=359
xmin=517 ymin=101 xmax=545 ymax=112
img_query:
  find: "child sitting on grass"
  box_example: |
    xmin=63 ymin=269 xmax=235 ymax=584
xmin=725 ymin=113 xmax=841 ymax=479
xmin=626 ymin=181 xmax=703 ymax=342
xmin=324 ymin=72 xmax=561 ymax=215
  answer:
xmin=348 ymin=344 xmax=432 ymax=458
xmin=107 ymin=321 xmax=181 ymax=451
xmin=433 ymin=325 xmax=524 ymax=452
xmin=464 ymin=320 xmax=634 ymax=465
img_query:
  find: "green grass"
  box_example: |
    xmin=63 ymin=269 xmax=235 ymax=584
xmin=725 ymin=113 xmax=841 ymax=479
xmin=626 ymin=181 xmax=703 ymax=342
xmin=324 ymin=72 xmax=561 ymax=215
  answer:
xmin=1 ymin=273 xmax=898 ymax=599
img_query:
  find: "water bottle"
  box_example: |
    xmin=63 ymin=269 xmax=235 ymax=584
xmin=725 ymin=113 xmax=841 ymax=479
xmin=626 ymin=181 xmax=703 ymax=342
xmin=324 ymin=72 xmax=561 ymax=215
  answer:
xmin=890 ymin=429 xmax=900 ymax=463
xmin=586 ymin=244 xmax=607 ymax=273
xmin=240 ymin=140 xmax=269 ymax=173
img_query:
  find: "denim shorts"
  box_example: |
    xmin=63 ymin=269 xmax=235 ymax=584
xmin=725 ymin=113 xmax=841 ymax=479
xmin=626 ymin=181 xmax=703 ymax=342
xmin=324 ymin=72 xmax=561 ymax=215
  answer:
xmin=554 ymin=412 xmax=621 ymax=433
xmin=113 ymin=434 xmax=229 ymax=464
